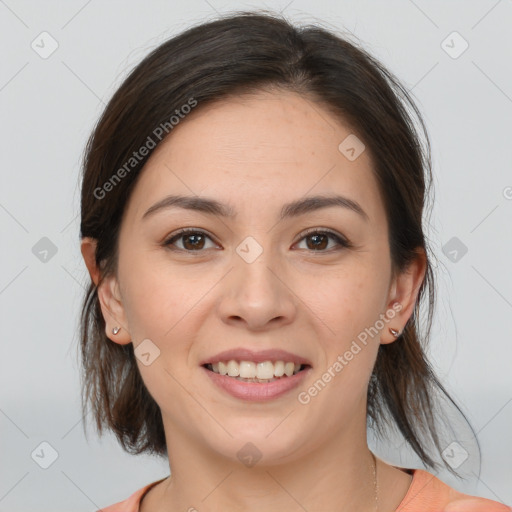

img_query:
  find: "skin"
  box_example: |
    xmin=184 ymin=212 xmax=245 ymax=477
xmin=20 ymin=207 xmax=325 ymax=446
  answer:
xmin=82 ymin=89 xmax=426 ymax=511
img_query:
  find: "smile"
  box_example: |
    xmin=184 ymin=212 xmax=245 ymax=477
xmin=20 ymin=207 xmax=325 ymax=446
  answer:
xmin=202 ymin=361 xmax=312 ymax=401
xmin=204 ymin=360 xmax=307 ymax=382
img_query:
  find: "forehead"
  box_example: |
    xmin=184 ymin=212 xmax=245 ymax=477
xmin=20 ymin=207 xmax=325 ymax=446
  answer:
xmin=125 ymin=89 xmax=385 ymax=225
xmin=156 ymin=89 xmax=360 ymax=165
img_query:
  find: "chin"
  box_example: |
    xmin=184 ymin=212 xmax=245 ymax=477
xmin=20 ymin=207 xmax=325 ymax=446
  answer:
xmin=208 ymin=426 xmax=309 ymax=467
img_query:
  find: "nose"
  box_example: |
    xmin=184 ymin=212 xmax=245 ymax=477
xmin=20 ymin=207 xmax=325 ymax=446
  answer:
xmin=217 ymin=252 xmax=297 ymax=331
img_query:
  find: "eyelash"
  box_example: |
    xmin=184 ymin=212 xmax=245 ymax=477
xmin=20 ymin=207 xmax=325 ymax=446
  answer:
xmin=163 ymin=227 xmax=352 ymax=254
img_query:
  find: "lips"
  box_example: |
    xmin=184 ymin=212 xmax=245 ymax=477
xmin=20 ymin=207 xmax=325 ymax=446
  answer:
xmin=202 ymin=364 xmax=312 ymax=401
xmin=198 ymin=347 xmax=313 ymax=401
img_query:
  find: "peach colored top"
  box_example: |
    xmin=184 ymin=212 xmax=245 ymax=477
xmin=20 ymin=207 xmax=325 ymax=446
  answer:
xmin=97 ymin=468 xmax=512 ymax=511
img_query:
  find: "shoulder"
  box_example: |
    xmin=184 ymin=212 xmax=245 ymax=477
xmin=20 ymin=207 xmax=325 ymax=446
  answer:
xmin=396 ymin=468 xmax=512 ymax=512
xmin=97 ymin=477 xmax=167 ymax=512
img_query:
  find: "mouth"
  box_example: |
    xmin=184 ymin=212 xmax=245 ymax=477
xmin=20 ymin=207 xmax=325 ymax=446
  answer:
xmin=202 ymin=360 xmax=312 ymax=384
xmin=201 ymin=359 xmax=313 ymax=402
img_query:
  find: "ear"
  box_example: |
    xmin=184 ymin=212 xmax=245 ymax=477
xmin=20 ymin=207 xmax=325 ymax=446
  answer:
xmin=381 ymin=247 xmax=427 ymax=345
xmin=80 ymin=237 xmax=132 ymax=345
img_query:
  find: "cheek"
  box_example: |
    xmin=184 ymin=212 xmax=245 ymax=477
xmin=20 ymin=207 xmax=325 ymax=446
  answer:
xmin=119 ymin=251 xmax=218 ymax=359
xmin=298 ymin=263 xmax=386 ymax=340
xmin=118 ymin=251 xmax=186 ymax=340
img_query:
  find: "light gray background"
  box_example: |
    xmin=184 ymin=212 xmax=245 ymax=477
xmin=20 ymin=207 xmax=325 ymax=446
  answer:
xmin=1 ymin=1 xmax=511 ymax=510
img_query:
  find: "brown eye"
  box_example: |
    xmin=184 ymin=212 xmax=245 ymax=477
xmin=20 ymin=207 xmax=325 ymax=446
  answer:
xmin=306 ymin=233 xmax=328 ymax=250
xmin=295 ymin=230 xmax=351 ymax=252
xmin=164 ymin=229 xmax=217 ymax=252
xmin=163 ymin=228 xmax=351 ymax=254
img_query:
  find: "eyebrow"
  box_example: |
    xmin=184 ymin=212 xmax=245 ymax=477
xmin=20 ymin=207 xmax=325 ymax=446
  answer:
xmin=142 ymin=194 xmax=369 ymax=222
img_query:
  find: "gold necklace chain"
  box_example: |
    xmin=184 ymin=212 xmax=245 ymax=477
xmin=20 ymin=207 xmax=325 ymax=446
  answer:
xmin=370 ymin=451 xmax=379 ymax=511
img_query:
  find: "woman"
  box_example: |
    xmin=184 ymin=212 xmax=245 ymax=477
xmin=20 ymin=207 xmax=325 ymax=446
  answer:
xmin=78 ymin=11 xmax=511 ymax=512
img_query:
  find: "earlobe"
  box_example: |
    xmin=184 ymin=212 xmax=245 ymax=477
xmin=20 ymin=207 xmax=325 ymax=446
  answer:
xmin=382 ymin=248 xmax=427 ymax=345
xmin=379 ymin=302 xmax=403 ymax=344
xmin=96 ymin=273 xmax=132 ymax=345
xmin=80 ymin=237 xmax=131 ymax=345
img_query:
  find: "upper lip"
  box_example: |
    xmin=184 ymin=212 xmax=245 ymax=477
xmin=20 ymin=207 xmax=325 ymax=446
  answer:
xmin=200 ymin=348 xmax=312 ymax=367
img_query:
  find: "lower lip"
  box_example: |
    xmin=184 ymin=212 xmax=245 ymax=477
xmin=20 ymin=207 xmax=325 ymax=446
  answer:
xmin=202 ymin=366 xmax=312 ymax=402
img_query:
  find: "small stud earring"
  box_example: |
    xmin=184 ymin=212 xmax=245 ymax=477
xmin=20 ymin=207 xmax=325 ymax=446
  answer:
xmin=112 ymin=326 xmax=121 ymax=335
xmin=389 ymin=327 xmax=400 ymax=337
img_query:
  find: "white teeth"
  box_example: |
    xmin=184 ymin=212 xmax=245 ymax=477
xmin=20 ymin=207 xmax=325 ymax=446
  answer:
xmin=227 ymin=360 xmax=239 ymax=377
xmin=284 ymin=362 xmax=295 ymax=377
xmin=274 ymin=360 xmax=285 ymax=377
xmin=207 ymin=360 xmax=304 ymax=378
xmin=256 ymin=361 xmax=274 ymax=380
xmin=239 ymin=361 xmax=256 ymax=378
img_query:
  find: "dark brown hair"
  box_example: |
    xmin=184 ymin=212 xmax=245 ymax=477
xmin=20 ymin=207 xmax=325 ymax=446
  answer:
xmin=78 ymin=10 xmax=478 ymax=475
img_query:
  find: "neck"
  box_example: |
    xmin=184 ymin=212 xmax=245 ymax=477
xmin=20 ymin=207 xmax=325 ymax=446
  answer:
xmin=156 ymin=416 xmax=378 ymax=511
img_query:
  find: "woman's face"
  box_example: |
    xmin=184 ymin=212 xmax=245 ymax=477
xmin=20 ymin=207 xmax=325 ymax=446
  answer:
xmin=97 ymin=89 xmax=422 ymax=464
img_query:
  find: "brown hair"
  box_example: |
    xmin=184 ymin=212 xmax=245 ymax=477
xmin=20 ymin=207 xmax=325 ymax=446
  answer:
xmin=78 ymin=10 xmax=477 ymax=475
